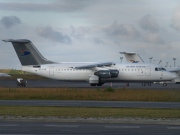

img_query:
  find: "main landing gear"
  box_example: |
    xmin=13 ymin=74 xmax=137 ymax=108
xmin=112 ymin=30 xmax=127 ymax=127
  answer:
xmin=90 ymin=83 xmax=103 ymax=86
xmin=142 ymin=82 xmax=152 ymax=86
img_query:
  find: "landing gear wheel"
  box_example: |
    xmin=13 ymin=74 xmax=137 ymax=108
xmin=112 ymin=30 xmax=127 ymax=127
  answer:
xmin=97 ymin=83 xmax=102 ymax=86
xmin=90 ymin=84 xmax=96 ymax=86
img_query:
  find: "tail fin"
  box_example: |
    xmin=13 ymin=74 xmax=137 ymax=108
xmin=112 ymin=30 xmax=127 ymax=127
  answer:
xmin=2 ymin=39 xmax=55 ymax=66
xmin=120 ymin=52 xmax=144 ymax=63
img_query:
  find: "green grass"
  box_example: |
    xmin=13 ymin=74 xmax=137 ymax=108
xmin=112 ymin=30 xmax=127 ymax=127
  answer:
xmin=0 ymin=106 xmax=179 ymax=118
xmin=0 ymin=88 xmax=179 ymax=102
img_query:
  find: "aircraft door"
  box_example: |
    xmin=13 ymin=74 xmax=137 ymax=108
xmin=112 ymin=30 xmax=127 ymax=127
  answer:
xmin=145 ymin=66 xmax=151 ymax=76
xmin=160 ymin=71 xmax=163 ymax=80
xmin=49 ymin=66 xmax=54 ymax=76
xmin=137 ymin=67 xmax=145 ymax=76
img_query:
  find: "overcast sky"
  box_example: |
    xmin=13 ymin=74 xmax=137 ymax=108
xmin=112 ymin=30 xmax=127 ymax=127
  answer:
xmin=0 ymin=0 xmax=180 ymax=69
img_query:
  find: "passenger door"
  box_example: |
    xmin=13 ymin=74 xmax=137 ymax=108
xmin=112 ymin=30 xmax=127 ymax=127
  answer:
xmin=49 ymin=66 xmax=54 ymax=76
xmin=137 ymin=67 xmax=145 ymax=76
xmin=145 ymin=66 xmax=151 ymax=76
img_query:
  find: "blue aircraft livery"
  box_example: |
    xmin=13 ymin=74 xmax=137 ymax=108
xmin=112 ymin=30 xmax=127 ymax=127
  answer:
xmin=20 ymin=50 xmax=31 ymax=56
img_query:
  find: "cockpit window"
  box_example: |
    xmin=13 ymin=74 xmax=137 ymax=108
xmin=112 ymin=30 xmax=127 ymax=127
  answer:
xmin=155 ymin=67 xmax=166 ymax=71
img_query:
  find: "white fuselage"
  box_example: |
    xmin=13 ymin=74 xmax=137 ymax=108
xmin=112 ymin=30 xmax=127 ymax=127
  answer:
xmin=22 ymin=62 xmax=177 ymax=83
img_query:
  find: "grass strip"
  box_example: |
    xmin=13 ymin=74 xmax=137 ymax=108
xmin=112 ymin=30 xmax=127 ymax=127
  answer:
xmin=0 ymin=88 xmax=179 ymax=102
xmin=0 ymin=106 xmax=179 ymax=118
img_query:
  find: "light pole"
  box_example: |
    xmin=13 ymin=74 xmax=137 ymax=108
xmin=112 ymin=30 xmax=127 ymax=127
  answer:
xmin=173 ymin=58 xmax=176 ymax=67
xmin=120 ymin=57 xmax=123 ymax=63
xmin=149 ymin=57 xmax=153 ymax=63
xmin=154 ymin=60 xmax=162 ymax=66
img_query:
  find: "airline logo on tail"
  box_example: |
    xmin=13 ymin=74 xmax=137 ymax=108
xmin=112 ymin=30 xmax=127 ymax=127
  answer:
xmin=130 ymin=60 xmax=139 ymax=63
xmin=20 ymin=50 xmax=31 ymax=56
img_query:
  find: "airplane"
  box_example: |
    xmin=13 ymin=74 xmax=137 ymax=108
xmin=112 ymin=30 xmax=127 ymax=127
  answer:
xmin=120 ymin=52 xmax=180 ymax=84
xmin=2 ymin=39 xmax=178 ymax=86
xmin=0 ymin=73 xmax=11 ymax=77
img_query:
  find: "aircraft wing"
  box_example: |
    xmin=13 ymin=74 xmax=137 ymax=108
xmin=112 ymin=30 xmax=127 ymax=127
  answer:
xmin=74 ymin=62 xmax=115 ymax=69
xmin=120 ymin=52 xmax=144 ymax=63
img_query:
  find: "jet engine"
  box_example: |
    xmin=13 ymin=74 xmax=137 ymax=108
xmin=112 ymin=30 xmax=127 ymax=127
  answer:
xmin=94 ymin=70 xmax=111 ymax=78
xmin=94 ymin=69 xmax=119 ymax=78
xmin=109 ymin=69 xmax=119 ymax=78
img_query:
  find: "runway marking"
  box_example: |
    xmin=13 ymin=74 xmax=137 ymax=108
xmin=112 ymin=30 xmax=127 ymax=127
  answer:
xmin=105 ymin=126 xmax=140 ymax=129
xmin=167 ymin=126 xmax=180 ymax=129
xmin=45 ymin=125 xmax=79 ymax=128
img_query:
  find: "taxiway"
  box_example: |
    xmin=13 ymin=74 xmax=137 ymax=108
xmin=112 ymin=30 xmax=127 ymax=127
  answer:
xmin=0 ymin=79 xmax=180 ymax=89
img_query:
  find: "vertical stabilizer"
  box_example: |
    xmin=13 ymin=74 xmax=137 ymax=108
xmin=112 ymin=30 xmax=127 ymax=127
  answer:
xmin=2 ymin=39 xmax=54 ymax=66
xmin=120 ymin=52 xmax=144 ymax=63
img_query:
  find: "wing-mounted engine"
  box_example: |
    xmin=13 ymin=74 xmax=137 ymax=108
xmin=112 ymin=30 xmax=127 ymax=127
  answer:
xmin=94 ymin=70 xmax=111 ymax=78
xmin=90 ymin=68 xmax=119 ymax=86
xmin=94 ymin=69 xmax=119 ymax=78
xmin=109 ymin=69 xmax=119 ymax=78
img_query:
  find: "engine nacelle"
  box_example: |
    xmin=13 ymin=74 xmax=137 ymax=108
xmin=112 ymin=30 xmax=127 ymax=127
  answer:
xmin=94 ymin=70 xmax=111 ymax=78
xmin=94 ymin=69 xmax=119 ymax=79
xmin=109 ymin=69 xmax=119 ymax=78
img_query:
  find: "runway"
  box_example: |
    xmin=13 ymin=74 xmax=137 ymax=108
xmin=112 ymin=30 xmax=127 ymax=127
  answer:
xmin=0 ymin=79 xmax=180 ymax=89
xmin=0 ymin=100 xmax=180 ymax=109
xmin=0 ymin=121 xmax=180 ymax=135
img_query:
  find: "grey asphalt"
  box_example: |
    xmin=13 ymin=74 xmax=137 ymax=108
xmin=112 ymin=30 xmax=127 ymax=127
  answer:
xmin=0 ymin=121 xmax=180 ymax=135
xmin=1 ymin=79 xmax=180 ymax=89
xmin=0 ymin=100 xmax=180 ymax=109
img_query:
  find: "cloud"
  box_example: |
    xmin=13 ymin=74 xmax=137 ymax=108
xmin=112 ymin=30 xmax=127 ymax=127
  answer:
xmin=139 ymin=14 xmax=159 ymax=32
xmin=70 ymin=26 xmax=90 ymax=40
xmin=93 ymin=38 xmax=105 ymax=44
xmin=143 ymin=33 xmax=165 ymax=44
xmin=171 ymin=6 xmax=180 ymax=31
xmin=105 ymin=21 xmax=140 ymax=40
xmin=0 ymin=0 xmax=93 ymax=12
xmin=36 ymin=26 xmax=72 ymax=44
xmin=0 ymin=16 xmax=21 ymax=28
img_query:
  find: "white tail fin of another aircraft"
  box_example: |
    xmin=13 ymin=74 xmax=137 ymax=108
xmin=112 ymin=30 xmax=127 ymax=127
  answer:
xmin=120 ymin=52 xmax=144 ymax=63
